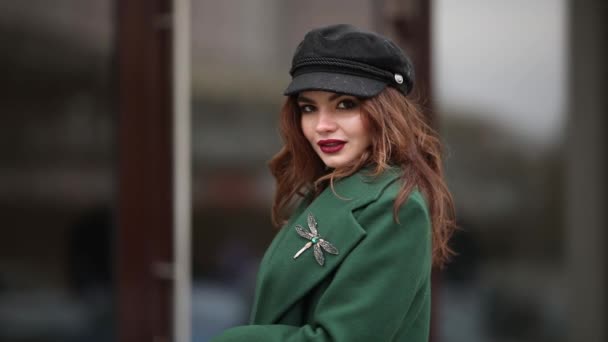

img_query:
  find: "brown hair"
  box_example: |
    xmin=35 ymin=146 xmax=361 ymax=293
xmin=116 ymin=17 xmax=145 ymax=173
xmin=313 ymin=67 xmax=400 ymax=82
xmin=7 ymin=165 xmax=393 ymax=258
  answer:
xmin=268 ymin=87 xmax=456 ymax=267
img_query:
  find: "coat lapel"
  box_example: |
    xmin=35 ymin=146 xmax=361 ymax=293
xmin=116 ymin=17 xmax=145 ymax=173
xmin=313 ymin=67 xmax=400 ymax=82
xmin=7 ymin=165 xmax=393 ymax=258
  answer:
xmin=250 ymin=168 xmax=401 ymax=324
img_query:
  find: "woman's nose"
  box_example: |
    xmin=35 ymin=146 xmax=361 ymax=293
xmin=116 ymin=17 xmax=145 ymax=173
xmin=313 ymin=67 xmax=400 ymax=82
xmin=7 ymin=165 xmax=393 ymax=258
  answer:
xmin=315 ymin=110 xmax=337 ymax=133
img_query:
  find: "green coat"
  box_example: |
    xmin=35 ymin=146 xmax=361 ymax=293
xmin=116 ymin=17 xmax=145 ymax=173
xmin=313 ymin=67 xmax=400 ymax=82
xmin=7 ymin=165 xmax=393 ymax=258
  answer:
xmin=211 ymin=168 xmax=432 ymax=341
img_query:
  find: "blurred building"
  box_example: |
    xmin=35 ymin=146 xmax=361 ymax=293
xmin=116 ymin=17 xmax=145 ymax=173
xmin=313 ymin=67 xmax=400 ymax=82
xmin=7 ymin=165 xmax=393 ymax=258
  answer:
xmin=0 ymin=1 xmax=605 ymax=342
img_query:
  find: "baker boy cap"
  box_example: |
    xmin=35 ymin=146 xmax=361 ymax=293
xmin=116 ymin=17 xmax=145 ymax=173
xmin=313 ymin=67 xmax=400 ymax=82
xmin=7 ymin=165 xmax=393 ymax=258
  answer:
xmin=284 ymin=24 xmax=415 ymax=98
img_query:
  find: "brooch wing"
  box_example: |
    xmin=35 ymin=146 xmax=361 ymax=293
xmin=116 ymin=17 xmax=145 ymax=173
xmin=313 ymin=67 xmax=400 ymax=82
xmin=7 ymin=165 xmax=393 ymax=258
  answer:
xmin=313 ymin=243 xmax=325 ymax=266
xmin=307 ymin=213 xmax=318 ymax=235
xmin=295 ymin=224 xmax=314 ymax=239
xmin=318 ymin=239 xmax=339 ymax=255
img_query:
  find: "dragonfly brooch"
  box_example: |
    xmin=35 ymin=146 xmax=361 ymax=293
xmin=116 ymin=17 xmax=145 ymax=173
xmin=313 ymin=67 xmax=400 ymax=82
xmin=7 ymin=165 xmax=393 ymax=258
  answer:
xmin=293 ymin=213 xmax=339 ymax=266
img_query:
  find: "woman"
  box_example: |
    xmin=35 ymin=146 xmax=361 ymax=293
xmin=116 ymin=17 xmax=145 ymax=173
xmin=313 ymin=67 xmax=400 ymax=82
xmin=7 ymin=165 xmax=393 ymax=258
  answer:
xmin=211 ymin=24 xmax=455 ymax=341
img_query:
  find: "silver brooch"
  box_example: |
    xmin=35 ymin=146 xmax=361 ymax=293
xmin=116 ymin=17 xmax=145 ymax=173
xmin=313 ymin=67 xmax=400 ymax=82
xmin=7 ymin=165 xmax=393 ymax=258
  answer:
xmin=293 ymin=213 xmax=339 ymax=266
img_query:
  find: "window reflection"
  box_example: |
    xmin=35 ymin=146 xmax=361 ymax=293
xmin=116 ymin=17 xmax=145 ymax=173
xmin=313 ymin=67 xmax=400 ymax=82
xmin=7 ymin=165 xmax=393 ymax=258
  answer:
xmin=0 ymin=2 xmax=116 ymax=342
xmin=435 ymin=1 xmax=568 ymax=341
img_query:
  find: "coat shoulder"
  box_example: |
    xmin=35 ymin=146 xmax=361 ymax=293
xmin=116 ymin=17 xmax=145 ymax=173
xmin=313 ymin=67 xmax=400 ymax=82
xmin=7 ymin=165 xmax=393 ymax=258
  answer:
xmin=350 ymin=167 xmax=430 ymax=224
xmin=329 ymin=166 xmax=402 ymax=210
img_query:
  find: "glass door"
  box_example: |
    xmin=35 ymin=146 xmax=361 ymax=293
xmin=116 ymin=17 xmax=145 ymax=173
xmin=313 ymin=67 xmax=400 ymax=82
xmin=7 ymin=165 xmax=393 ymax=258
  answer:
xmin=0 ymin=2 xmax=117 ymax=341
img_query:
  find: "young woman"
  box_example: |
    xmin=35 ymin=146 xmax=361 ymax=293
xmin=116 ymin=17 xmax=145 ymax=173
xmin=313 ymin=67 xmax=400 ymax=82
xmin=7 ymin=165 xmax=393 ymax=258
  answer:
xmin=211 ymin=24 xmax=455 ymax=342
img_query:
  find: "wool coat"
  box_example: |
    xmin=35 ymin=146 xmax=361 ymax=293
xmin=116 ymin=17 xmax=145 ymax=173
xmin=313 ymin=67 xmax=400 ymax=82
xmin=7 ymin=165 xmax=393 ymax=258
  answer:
xmin=211 ymin=167 xmax=432 ymax=341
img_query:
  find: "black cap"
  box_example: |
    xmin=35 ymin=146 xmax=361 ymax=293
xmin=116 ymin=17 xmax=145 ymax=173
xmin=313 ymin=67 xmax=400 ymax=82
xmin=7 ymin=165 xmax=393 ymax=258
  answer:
xmin=284 ymin=24 xmax=415 ymax=98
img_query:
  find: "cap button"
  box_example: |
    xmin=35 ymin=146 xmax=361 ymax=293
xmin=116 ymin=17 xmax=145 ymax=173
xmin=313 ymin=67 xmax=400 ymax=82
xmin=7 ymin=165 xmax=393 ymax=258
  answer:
xmin=394 ymin=74 xmax=404 ymax=84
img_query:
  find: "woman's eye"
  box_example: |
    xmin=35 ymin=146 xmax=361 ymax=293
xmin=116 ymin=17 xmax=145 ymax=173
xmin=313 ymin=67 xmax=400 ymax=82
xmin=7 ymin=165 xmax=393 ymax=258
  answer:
xmin=337 ymin=99 xmax=358 ymax=110
xmin=299 ymin=104 xmax=315 ymax=113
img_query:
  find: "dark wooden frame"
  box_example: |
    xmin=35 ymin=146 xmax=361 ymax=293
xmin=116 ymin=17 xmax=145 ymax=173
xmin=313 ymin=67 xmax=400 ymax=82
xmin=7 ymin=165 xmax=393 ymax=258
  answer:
xmin=116 ymin=0 xmax=173 ymax=341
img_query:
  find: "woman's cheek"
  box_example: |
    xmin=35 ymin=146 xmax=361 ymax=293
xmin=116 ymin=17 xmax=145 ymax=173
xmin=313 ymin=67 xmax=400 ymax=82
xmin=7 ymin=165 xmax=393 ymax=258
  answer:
xmin=300 ymin=117 xmax=315 ymax=142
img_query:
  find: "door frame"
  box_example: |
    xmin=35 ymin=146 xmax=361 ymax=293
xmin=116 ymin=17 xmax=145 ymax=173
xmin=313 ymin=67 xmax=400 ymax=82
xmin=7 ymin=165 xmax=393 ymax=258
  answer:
xmin=116 ymin=0 xmax=174 ymax=341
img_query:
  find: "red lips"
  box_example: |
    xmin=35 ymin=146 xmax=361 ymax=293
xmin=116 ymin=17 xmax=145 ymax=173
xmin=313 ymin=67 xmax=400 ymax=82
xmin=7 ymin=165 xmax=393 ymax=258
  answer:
xmin=317 ymin=139 xmax=346 ymax=153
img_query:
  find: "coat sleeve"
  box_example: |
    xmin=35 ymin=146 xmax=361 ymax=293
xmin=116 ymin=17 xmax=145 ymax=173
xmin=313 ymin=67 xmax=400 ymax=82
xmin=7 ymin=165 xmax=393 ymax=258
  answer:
xmin=210 ymin=191 xmax=432 ymax=342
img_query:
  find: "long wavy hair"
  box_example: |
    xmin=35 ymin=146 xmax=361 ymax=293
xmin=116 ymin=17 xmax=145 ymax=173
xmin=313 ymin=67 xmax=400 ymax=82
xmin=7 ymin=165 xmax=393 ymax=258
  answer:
xmin=268 ymin=87 xmax=456 ymax=267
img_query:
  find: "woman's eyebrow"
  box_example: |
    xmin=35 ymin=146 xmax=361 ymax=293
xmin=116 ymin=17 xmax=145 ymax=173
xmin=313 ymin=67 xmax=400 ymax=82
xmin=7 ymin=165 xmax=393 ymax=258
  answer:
xmin=296 ymin=96 xmax=315 ymax=104
xmin=298 ymin=94 xmax=352 ymax=104
xmin=328 ymin=93 xmax=345 ymax=102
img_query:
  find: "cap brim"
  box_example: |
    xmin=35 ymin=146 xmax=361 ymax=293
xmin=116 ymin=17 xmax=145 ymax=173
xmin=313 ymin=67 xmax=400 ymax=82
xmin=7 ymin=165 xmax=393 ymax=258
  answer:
xmin=283 ymin=72 xmax=387 ymax=98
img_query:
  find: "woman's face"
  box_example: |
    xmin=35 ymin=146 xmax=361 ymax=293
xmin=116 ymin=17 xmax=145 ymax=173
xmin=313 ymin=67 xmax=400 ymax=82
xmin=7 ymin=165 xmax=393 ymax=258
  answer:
xmin=297 ymin=90 xmax=371 ymax=169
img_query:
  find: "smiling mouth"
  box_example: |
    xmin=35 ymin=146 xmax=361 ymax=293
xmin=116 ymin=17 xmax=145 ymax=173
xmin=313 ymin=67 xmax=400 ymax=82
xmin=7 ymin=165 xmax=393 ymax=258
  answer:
xmin=317 ymin=139 xmax=346 ymax=153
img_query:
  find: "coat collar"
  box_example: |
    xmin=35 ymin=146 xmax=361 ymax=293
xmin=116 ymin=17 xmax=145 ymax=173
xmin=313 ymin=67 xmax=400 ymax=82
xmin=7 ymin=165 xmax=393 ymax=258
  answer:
xmin=250 ymin=167 xmax=401 ymax=324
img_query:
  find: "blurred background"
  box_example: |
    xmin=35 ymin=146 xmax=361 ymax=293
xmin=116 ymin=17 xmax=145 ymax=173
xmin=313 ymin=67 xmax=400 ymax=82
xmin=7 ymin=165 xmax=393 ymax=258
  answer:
xmin=0 ymin=0 xmax=605 ymax=342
